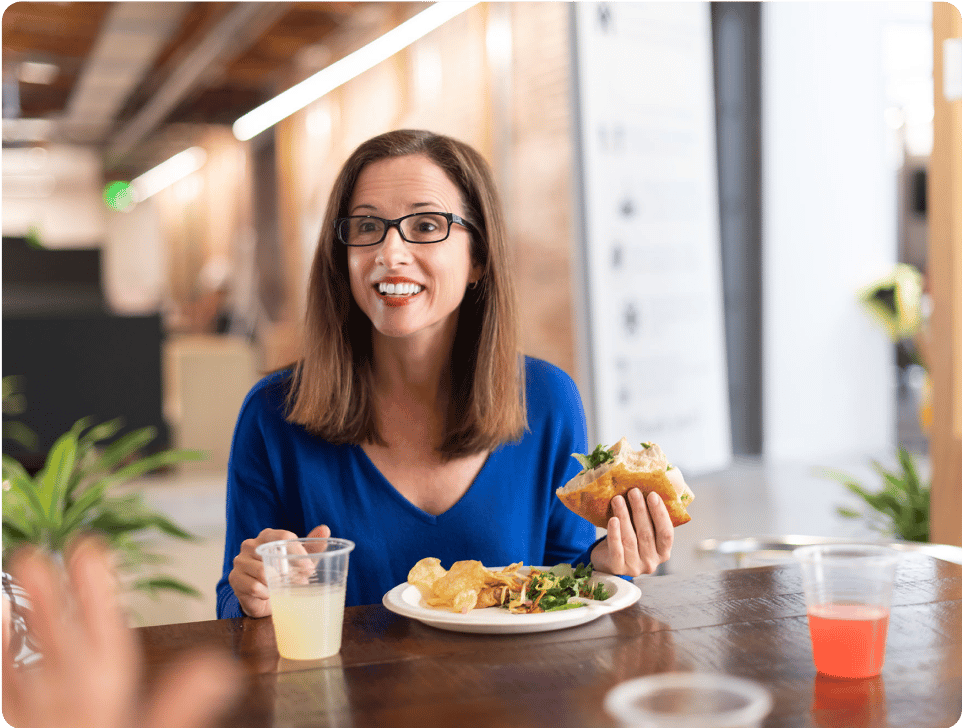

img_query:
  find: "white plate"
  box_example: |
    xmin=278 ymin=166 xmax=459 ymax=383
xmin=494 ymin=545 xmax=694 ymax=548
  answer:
xmin=381 ymin=567 xmax=642 ymax=634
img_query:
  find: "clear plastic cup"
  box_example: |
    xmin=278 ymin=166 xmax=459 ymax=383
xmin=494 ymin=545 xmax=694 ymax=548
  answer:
xmin=794 ymin=544 xmax=900 ymax=679
xmin=604 ymin=672 xmax=773 ymax=728
xmin=255 ymin=537 xmax=355 ymax=660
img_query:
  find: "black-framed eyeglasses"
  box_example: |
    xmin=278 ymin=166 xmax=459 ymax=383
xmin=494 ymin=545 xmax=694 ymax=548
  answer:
xmin=334 ymin=212 xmax=477 ymax=247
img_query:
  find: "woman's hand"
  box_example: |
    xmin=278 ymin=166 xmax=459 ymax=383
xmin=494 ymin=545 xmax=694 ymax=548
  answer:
xmin=2 ymin=538 xmax=239 ymax=728
xmin=228 ymin=524 xmax=331 ymax=618
xmin=590 ymin=489 xmax=673 ymax=576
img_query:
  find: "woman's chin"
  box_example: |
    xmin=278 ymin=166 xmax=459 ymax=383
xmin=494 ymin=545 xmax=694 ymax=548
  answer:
xmin=369 ymin=312 xmax=459 ymax=344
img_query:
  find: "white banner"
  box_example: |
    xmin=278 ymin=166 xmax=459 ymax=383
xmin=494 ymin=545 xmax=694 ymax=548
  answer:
xmin=571 ymin=2 xmax=731 ymax=474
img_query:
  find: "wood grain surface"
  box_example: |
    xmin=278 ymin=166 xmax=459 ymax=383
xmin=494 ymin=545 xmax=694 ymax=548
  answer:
xmin=137 ymin=553 xmax=962 ymax=728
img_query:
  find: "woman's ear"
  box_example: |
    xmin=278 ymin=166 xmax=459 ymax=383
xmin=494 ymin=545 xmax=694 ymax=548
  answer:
xmin=468 ymin=260 xmax=484 ymax=288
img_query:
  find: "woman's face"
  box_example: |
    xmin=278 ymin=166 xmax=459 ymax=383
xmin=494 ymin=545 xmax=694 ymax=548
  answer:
xmin=346 ymin=154 xmax=481 ymax=345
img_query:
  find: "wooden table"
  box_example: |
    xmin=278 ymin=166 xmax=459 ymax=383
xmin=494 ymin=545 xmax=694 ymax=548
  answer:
xmin=137 ymin=553 xmax=962 ymax=728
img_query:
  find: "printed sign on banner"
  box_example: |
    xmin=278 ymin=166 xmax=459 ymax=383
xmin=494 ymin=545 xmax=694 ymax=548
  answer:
xmin=571 ymin=2 xmax=731 ymax=474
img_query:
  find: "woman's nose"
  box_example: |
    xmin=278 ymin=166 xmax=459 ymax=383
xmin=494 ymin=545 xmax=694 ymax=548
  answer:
xmin=376 ymin=225 xmax=413 ymax=267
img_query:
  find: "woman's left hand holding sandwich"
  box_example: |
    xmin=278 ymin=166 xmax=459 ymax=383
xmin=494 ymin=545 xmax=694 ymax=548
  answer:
xmin=590 ymin=489 xmax=674 ymax=576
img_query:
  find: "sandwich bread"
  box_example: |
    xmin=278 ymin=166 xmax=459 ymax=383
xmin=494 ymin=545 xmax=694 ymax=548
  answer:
xmin=556 ymin=437 xmax=694 ymax=529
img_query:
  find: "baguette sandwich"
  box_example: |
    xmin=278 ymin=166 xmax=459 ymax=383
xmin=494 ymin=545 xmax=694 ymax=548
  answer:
xmin=556 ymin=438 xmax=694 ymax=528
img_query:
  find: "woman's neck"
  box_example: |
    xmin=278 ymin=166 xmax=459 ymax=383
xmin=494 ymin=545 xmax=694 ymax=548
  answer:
xmin=371 ymin=327 xmax=455 ymax=416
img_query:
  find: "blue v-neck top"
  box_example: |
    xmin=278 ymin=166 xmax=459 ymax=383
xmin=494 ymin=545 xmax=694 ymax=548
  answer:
xmin=215 ymin=357 xmax=596 ymax=616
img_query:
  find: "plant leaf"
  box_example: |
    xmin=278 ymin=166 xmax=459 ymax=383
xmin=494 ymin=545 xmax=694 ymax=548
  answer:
xmin=59 ymin=480 xmax=111 ymax=534
xmin=103 ymin=448 xmax=205 ymax=488
xmin=70 ymin=418 xmax=127 ymax=497
xmin=86 ymin=501 xmax=197 ymax=543
xmin=78 ymin=418 xmax=125 ymax=451
xmin=141 ymin=512 xmax=197 ymax=542
xmin=877 ymin=491 xmax=905 ymax=517
xmin=879 ymin=475 xmax=909 ymax=506
xmin=0 ymin=520 xmax=37 ymax=551
xmin=69 ymin=416 xmax=95 ymax=438
xmin=896 ymin=447 xmax=925 ymax=496
xmin=2 ymin=485 xmax=41 ymax=546
xmin=86 ymin=510 xmax=157 ymax=538
xmin=2 ymin=454 xmax=30 ymax=482
xmin=3 ymin=465 xmax=49 ymax=526
xmin=37 ymin=430 xmax=79 ymax=521
xmin=123 ymin=550 xmax=168 ymax=567
xmin=816 ymin=467 xmax=860 ymax=485
xmin=131 ymin=575 xmax=202 ymax=599
xmin=89 ymin=427 xmax=158 ymax=475
xmin=3 ymin=421 xmax=38 ymax=450
xmin=844 ymin=481 xmax=880 ymax=505
xmin=836 ymin=507 xmax=862 ymax=519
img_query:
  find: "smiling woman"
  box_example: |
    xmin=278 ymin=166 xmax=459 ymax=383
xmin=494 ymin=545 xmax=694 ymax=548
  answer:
xmin=215 ymin=130 xmax=677 ymax=618
xmin=344 ymin=154 xmax=482 ymax=347
xmin=289 ymin=131 xmax=519 ymax=455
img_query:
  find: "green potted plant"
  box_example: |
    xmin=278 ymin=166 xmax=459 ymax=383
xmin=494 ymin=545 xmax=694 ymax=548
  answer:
xmin=2 ymin=413 xmax=205 ymax=598
xmin=823 ymin=447 xmax=930 ymax=542
xmin=821 ymin=263 xmax=931 ymax=543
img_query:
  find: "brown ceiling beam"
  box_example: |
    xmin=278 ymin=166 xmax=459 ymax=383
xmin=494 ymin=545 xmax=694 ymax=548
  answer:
xmin=62 ymin=3 xmax=191 ymax=144
xmin=104 ymin=2 xmax=289 ymax=168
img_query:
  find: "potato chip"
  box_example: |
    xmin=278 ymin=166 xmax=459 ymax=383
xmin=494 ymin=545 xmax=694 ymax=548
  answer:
xmin=430 ymin=560 xmax=488 ymax=601
xmin=407 ymin=557 xmax=447 ymax=600
xmin=484 ymin=562 xmax=524 ymax=588
xmin=425 ymin=593 xmax=469 ymax=610
xmin=407 ymin=558 xmax=528 ymax=613
xmin=452 ymin=589 xmax=479 ymax=614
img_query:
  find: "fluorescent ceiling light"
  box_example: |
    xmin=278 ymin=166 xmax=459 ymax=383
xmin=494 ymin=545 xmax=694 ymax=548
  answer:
xmin=131 ymin=147 xmax=207 ymax=201
xmin=233 ymin=1 xmax=478 ymax=141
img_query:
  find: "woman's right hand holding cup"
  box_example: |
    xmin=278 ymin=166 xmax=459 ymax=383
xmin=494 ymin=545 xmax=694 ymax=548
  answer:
xmin=229 ymin=525 xmax=330 ymax=618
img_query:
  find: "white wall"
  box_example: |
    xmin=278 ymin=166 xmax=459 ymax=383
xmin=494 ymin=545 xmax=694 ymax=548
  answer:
xmin=103 ymin=199 xmax=167 ymax=314
xmin=762 ymin=2 xmax=898 ymax=460
xmin=2 ymin=144 xmax=106 ymax=248
xmin=572 ymin=2 xmax=731 ymax=475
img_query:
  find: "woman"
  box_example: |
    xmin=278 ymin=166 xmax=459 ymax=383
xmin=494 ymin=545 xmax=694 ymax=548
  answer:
xmin=218 ymin=130 xmax=673 ymax=618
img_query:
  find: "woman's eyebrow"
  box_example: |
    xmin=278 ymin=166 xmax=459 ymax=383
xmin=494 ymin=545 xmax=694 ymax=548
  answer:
xmin=349 ymin=203 xmax=378 ymax=214
xmin=349 ymin=201 xmax=441 ymax=215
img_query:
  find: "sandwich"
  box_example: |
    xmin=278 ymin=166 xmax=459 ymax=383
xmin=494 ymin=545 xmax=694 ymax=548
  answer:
xmin=556 ymin=438 xmax=694 ymax=528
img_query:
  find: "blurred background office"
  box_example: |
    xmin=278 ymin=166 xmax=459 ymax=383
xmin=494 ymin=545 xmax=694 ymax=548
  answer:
xmin=3 ymin=2 xmax=960 ymax=626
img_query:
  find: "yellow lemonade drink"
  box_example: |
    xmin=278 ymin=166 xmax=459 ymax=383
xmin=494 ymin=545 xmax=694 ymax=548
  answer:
xmin=270 ymin=584 xmax=346 ymax=660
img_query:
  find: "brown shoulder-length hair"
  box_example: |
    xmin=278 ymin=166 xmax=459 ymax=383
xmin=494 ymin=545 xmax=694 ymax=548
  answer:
xmin=286 ymin=129 xmax=525 ymax=459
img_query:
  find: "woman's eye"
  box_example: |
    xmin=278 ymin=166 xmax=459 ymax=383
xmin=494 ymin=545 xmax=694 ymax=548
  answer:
xmin=417 ymin=221 xmax=437 ymax=233
xmin=358 ymin=221 xmax=378 ymax=233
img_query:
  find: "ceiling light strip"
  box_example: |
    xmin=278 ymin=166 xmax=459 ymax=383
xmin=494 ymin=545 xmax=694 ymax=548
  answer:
xmin=131 ymin=147 xmax=207 ymax=201
xmin=232 ymin=1 xmax=479 ymax=141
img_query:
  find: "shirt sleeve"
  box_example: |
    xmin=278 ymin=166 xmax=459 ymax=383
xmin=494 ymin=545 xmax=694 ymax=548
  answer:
xmin=537 ymin=367 xmax=636 ymax=580
xmin=215 ymin=382 xmax=288 ymax=619
xmin=539 ymin=363 xmax=598 ymax=567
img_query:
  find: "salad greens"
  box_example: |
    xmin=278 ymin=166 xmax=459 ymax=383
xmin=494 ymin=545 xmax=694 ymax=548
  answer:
xmin=504 ymin=563 xmax=610 ymax=613
xmin=572 ymin=443 xmax=615 ymax=472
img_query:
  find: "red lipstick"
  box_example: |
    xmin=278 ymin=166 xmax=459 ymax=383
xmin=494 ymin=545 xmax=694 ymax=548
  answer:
xmin=373 ymin=276 xmax=424 ymax=307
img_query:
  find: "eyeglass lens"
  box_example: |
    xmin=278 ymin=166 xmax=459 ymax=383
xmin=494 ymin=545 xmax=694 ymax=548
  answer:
xmin=339 ymin=213 xmax=449 ymax=246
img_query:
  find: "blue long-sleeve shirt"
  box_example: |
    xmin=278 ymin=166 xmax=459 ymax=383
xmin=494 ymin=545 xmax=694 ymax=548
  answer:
xmin=216 ymin=357 xmax=596 ymax=616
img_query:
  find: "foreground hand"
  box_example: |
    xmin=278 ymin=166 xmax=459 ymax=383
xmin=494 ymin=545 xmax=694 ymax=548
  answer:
xmin=590 ymin=489 xmax=673 ymax=576
xmin=228 ymin=524 xmax=331 ymax=618
xmin=2 ymin=538 xmax=240 ymax=728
